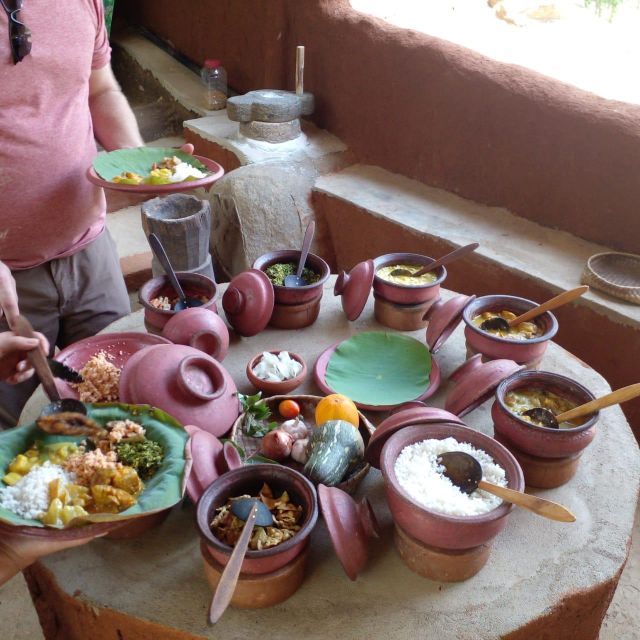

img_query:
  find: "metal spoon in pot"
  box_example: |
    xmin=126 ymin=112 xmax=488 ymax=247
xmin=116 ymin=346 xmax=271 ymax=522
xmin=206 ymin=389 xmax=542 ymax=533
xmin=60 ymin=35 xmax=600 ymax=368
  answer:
xmin=437 ymin=451 xmax=576 ymax=522
xmin=388 ymin=242 xmax=480 ymax=279
xmin=208 ymin=499 xmax=274 ymax=624
xmin=148 ymin=233 xmax=204 ymax=311
xmin=284 ymin=221 xmax=316 ymax=287
xmin=523 ymin=382 xmax=640 ymax=429
xmin=479 ymin=285 xmax=589 ymax=333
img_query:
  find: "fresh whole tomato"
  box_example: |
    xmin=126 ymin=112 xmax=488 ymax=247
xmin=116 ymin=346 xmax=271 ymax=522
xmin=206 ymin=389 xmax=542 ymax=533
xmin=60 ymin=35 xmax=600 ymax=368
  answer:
xmin=279 ymin=399 xmax=301 ymax=419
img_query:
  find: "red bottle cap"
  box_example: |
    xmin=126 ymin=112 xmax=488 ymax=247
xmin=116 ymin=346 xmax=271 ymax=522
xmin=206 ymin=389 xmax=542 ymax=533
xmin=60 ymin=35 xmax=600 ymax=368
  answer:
xmin=204 ymin=59 xmax=222 ymax=69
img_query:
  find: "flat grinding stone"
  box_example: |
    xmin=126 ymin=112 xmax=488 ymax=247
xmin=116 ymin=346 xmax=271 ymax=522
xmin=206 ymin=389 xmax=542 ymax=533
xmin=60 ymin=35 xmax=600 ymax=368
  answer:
xmin=20 ymin=280 xmax=640 ymax=639
xmin=227 ymin=89 xmax=315 ymax=123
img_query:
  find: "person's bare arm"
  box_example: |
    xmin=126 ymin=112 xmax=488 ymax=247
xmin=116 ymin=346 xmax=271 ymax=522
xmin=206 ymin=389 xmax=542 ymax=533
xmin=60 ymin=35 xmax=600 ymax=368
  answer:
xmin=0 ymin=261 xmax=19 ymax=325
xmin=89 ymin=65 xmax=144 ymax=151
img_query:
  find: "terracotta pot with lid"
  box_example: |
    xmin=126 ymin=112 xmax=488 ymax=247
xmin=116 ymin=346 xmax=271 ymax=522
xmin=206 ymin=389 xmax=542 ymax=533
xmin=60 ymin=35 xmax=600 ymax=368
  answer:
xmin=119 ymin=343 xmax=239 ymax=437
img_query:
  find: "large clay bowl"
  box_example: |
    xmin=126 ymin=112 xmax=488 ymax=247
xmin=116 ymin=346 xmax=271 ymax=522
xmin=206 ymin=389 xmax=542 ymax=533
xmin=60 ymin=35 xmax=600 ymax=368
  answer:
xmin=463 ymin=295 xmax=558 ymax=366
xmin=380 ymin=424 xmax=524 ymax=550
xmin=253 ymin=250 xmax=330 ymax=306
xmin=492 ymin=370 xmax=599 ymax=458
xmin=245 ymin=350 xmax=308 ymax=395
xmin=162 ymin=307 xmax=229 ymax=361
xmin=139 ymin=272 xmax=218 ymax=335
xmin=196 ymin=465 xmax=318 ymax=575
xmin=53 ymin=332 xmax=171 ymax=399
xmin=373 ymin=253 xmax=447 ymax=305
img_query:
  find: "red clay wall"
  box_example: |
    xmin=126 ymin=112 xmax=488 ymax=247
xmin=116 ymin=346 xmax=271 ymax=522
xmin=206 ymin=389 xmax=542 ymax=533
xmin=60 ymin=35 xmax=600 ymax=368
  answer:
xmin=120 ymin=0 xmax=640 ymax=255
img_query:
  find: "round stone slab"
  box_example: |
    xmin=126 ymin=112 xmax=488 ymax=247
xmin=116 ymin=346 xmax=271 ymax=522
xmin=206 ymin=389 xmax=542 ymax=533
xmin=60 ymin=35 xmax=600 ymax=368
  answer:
xmin=227 ymin=90 xmax=315 ymax=123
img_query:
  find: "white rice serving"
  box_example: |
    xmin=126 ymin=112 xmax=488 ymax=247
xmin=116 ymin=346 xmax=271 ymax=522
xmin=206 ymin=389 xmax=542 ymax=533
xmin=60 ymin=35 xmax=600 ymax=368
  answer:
xmin=394 ymin=437 xmax=507 ymax=516
xmin=0 ymin=462 xmax=73 ymax=520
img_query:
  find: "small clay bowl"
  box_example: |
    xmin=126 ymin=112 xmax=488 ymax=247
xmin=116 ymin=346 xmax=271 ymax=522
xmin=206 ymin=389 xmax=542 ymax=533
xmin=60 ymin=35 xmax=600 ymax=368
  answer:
xmin=492 ymin=370 xmax=599 ymax=459
xmin=253 ymin=250 xmax=331 ymax=306
xmin=373 ymin=253 xmax=447 ymax=305
xmin=139 ymin=272 xmax=218 ymax=335
xmin=196 ymin=464 xmax=318 ymax=575
xmin=463 ymin=295 xmax=558 ymax=367
xmin=246 ymin=351 xmax=308 ymax=395
xmin=380 ymin=423 xmax=524 ymax=551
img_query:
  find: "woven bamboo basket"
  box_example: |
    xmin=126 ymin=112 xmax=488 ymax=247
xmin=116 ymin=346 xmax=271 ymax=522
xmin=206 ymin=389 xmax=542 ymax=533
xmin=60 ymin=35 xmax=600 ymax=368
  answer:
xmin=230 ymin=395 xmax=375 ymax=494
xmin=581 ymin=252 xmax=640 ymax=305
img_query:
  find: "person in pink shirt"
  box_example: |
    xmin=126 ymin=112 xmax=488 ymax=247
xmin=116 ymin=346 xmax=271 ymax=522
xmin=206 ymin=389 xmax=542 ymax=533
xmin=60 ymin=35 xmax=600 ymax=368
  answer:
xmin=0 ymin=0 xmax=146 ymax=426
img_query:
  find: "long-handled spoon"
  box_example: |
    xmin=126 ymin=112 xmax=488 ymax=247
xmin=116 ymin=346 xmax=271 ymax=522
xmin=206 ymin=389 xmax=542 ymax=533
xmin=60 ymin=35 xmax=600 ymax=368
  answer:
xmin=388 ymin=242 xmax=479 ymax=279
xmin=437 ymin=451 xmax=576 ymax=522
xmin=523 ymin=382 xmax=640 ymax=429
xmin=284 ymin=221 xmax=316 ymax=288
xmin=148 ymin=233 xmax=204 ymax=311
xmin=209 ymin=499 xmax=274 ymax=624
xmin=480 ymin=285 xmax=589 ymax=333
xmin=12 ymin=315 xmax=87 ymax=416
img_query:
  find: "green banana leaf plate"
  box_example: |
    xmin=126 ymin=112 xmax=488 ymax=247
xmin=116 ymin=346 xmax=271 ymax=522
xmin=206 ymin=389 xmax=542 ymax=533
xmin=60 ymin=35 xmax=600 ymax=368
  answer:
xmin=88 ymin=147 xmax=225 ymax=194
xmin=0 ymin=403 xmax=189 ymax=532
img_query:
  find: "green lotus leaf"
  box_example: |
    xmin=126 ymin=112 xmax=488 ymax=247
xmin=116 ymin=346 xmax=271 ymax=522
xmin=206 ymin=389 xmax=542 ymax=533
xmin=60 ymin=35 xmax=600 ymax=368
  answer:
xmin=324 ymin=332 xmax=432 ymax=406
xmin=0 ymin=403 xmax=188 ymax=528
xmin=92 ymin=147 xmax=208 ymax=181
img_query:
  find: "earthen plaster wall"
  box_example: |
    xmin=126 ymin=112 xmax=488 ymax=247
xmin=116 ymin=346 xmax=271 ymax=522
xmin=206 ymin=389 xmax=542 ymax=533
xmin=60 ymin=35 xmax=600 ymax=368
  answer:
xmin=120 ymin=0 xmax=640 ymax=254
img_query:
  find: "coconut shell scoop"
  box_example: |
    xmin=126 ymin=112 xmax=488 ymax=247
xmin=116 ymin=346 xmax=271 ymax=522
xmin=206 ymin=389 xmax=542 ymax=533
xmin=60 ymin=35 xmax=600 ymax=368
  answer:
xmin=437 ymin=451 xmax=575 ymax=522
xmin=389 ymin=242 xmax=479 ymax=278
xmin=479 ymin=286 xmax=588 ymax=333
xmin=523 ymin=382 xmax=640 ymax=429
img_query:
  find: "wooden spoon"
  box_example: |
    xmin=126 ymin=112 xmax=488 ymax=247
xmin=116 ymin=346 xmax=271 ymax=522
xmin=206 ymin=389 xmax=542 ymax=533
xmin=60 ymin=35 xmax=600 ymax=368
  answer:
xmin=523 ymin=382 xmax=640 ymax=429
xmin=480 ymin=285 xmax=589 ymax=333
xmin=208 ymin=500 xmax=273 ymax=624
xmin=437 ymin=451 xmax=576 ymax=522
xmin=388 ymin=242 xmax=479 ymax=279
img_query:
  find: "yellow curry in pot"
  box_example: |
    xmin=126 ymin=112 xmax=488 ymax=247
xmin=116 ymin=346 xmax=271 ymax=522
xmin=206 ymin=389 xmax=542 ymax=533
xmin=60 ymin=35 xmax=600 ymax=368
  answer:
xmin=505 ymin=388 xmax=585 ymax=429
xmin=473 ymin=310 xmax=544 ymax=340
xmin=376 ymin=264 xmax=437 ymax=286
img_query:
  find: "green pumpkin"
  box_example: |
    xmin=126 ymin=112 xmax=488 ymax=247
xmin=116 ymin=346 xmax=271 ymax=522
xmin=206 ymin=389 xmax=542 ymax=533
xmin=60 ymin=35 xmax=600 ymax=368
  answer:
xmin=303 ymin=420 xmax=365 ymax=487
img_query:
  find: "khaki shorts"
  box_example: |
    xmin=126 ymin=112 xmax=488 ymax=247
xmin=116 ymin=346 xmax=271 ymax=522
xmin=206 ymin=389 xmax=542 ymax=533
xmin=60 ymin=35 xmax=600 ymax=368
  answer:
xmin=0 ymin=231 xmax=130 ymax=427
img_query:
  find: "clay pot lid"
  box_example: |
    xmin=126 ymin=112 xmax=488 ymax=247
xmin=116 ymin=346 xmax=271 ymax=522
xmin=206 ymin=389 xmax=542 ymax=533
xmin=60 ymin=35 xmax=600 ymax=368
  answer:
xmin=365 ymin=404 xmax=465 ymax=469
xmin=444 ymin=354 xmax=524 ymax=417
xmin=317 ymin=484 xmax=379 ymax=581
xmin=222 ymin=269 xmax=274 ymax=337
xmin=426 ymin=294 xmax=475 ymax=353
xmin=334 ymin=260 xmax=374 ymax=321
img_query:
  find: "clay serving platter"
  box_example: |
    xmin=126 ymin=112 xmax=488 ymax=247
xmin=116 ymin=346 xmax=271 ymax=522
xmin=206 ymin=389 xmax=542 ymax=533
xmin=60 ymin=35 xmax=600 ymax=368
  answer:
xmin=87 ymin=155 xmax=225 ymax=194
xmin=229 ymin=394 xmax=375 ymax=494
xmin=54 ymin=332 xmax=171 ymax=399
xmin=313 ymin=340 xmax=441 ymax=411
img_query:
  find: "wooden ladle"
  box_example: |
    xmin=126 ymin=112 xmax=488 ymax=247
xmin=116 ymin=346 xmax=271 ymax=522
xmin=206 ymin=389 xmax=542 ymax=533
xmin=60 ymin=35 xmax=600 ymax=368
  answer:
xmin=389 ymin=242 xmax=479 ymax=279
xmin=523 ymin=382 xmax=640 ymax=429
xmin=479 ymin=285 xmax=589 ymax=333
xmin=437 ymin=452 xmax=576 ymax=522
xmin=208 ymin=499 xmax=274 ymax=624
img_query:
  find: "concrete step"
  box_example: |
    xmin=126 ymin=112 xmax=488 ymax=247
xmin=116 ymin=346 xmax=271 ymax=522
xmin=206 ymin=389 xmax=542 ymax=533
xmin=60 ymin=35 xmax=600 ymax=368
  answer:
xmin=313 ymin=164 xmax=640 ymax=437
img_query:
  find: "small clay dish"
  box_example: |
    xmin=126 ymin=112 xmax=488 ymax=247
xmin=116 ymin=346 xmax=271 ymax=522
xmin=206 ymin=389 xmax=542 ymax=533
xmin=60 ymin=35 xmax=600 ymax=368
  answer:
xmin=139 ymin=272 xmax=218 ymax=335
xmin=162 ymin=307 xmax=229 ymax=361
xmin=373 ymin=253 xmax=447 ymax=305
xmin=463 ymin=295 xmax=558 ymax=367
xmin=492 ymin=369 xmax=599 ymax=459
xmin=253 ymin=250 xmax=331 ymax=306
xmin=380 ymin=423 xmax=524 ymax=551
xmin=246 ymin=351 xmax=308 ymax=395
xmin=196 ymin=464 xmax=318 ymax=575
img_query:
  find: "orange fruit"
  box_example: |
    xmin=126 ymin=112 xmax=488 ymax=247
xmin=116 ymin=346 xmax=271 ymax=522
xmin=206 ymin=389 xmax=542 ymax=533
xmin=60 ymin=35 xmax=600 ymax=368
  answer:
xmin=278 ymin=399 xmax=301 ymax=419
xmin=314 ymin=394 xmax=359 ymax=428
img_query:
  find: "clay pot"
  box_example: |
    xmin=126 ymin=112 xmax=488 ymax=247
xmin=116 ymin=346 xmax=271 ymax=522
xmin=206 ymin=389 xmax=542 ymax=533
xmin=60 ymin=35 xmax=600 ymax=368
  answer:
xmin=252 ymin=250 xmax=330 ymax=329
xmin=372 ymin=253 xmax=447 ymax=305
xmin=246 ymin=351 xmax=307 ymax=395
xmin=196 ymin=464 xmax=318 ymax=575
xmin=463 ymin=295 xmax=558 ymax=367
xmin=492 ymin=370 xmax=599 ymax=459
xmin=139 ymin=272 xmax=218 ymax=335
xmin=119 ymin=344 xmax=239 ymax=437
xmin=161 ymin=307 xmax=229 ymax=361
xmin=373 ymin=294 xmax=436 ymax=332
xmin=380 ymin=424 xmax=524 ymax=550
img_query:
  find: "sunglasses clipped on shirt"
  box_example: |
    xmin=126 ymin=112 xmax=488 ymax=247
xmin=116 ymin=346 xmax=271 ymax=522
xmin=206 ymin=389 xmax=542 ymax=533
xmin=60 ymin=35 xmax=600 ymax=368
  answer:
xmin=1 ymin=0 xmax=31 ymax=64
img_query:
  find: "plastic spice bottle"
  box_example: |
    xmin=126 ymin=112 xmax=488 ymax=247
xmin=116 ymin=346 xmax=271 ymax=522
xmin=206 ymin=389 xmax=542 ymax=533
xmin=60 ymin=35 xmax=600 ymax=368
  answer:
xmin=201 ymin=59 xmax=227 ymax=110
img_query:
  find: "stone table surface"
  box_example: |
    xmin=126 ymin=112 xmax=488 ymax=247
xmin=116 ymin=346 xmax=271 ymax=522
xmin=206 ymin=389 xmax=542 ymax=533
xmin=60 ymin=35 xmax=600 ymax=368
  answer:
xmin=19 ymin=279 xmax=640 ymax=640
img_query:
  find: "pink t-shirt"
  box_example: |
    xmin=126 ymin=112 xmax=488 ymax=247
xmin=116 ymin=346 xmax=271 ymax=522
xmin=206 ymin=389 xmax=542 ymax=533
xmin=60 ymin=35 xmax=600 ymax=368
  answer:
xmin=0 ymin=0 xmax=110 ymax=269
